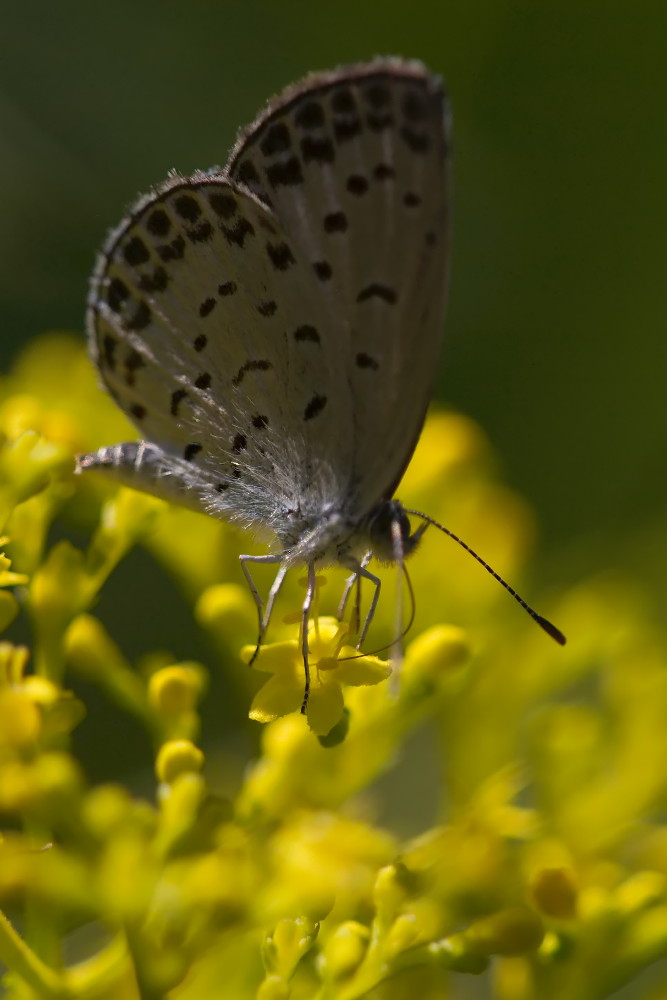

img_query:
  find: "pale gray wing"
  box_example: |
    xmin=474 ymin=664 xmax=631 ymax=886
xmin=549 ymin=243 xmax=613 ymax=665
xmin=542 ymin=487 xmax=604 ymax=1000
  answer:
xmin=85 ymin=172 xmax=356 ymax=535
xmin=227 ymin=58 xmax=451 ymax=512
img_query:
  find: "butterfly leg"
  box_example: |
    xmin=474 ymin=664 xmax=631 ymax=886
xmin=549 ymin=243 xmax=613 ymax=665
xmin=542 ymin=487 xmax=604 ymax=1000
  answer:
xmin=239 ymin=554 xmax=286 ymax=665
xmin=337 ymin=550 xmax=372 ymax=636
xmin=341 ymin=557 xmax=381 ymax=650
xmin=300 ymin=562 xmax=317 ymax=713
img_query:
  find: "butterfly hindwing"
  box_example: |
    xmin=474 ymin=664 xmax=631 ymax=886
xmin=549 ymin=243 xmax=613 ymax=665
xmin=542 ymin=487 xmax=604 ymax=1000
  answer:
xmin=228 ymin=58 xmax=451 ymax=509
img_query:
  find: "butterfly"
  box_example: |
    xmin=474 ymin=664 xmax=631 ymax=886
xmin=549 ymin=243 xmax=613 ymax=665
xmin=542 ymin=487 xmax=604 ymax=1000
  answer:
xmin=77 ymin=58 xmax=565 ymax=710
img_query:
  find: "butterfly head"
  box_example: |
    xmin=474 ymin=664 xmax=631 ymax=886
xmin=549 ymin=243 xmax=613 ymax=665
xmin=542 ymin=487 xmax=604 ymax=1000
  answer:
xmin=366 ymin=499 xmax=426 ymax=565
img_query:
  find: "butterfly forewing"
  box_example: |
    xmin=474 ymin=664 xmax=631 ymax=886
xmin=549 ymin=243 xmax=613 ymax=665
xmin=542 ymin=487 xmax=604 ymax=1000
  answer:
xmin=88 ymin=173 xmax=357 ymax=531
xmin=228 ymin=59 xmax=451 ymax=511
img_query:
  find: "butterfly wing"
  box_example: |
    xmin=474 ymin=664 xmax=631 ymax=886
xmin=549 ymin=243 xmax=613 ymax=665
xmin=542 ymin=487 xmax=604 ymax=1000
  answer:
xmin=84 ymin=59 xmax=450 ymax=546
xmin=227 ymin=58 xmax=451 ymax=512
xmin=86 ymin=172 xmax=357 ymax=534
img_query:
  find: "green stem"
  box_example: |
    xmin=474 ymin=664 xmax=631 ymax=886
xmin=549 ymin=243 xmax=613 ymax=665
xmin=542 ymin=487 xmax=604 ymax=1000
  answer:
xmin=0 ymin=908 xmax=68 ymax=999
xmin=64 ymin=934 xmax=130 ymax=998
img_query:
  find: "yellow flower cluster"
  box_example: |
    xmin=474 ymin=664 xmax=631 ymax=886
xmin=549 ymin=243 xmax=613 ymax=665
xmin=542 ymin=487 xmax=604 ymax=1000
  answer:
xmin=0 ymin=334 xmax=664 ymax=998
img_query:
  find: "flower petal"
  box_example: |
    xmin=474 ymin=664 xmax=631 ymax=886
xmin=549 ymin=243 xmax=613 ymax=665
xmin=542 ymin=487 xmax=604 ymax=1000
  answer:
xmin=334 ymin=655 xmax=391 ymax=687
xmin=242 ymin=640 xmax=301 ymax=676
xmin=249 ymin=673 xmax=303 ymax=723
xmin=306 ymin=681 xmax=345 ymax=736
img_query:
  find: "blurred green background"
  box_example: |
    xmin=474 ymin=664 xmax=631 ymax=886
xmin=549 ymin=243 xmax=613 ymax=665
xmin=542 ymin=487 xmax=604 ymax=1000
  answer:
xmin=3 ymin=0 xmax=665 ymax=597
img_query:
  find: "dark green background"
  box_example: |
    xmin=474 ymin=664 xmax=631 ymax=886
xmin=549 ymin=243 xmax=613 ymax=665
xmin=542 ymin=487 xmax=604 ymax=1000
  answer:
xmin=1 ymin=1 xmax=665 ymax=587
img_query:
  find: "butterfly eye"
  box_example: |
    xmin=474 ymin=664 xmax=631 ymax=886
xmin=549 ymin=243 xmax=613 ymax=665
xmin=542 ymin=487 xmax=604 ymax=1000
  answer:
xmin=367 ymin=500 xmax=415 ymax=563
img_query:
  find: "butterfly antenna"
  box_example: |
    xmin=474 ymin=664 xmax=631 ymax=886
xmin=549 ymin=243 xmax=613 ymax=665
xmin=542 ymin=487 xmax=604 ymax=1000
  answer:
xmin=404 ymin=508 xmax=566 ymax=645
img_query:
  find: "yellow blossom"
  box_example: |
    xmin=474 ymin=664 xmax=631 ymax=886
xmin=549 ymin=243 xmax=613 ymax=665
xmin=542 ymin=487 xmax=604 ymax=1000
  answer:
xmin=245 ymin=616 xmax=391 ymax=736
xmin=0 ymin=333 xmax=664 ymax=999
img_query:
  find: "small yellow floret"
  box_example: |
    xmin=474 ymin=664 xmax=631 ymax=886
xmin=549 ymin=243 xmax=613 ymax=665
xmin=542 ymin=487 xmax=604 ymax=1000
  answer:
xmin=0 ymin=688 xmax=41 ymax=749
xmin=148 ymin=664 xmax=203 ymax=714
xmin=318 ymin=921 xmax=369 ymax=980
xmin=195 ymin=582 xmax=256 ymax=637
xmin=0 ymin=643 xmax=29 ymax=685
xmin=404 ymin=624 xmax=470 ymax=683
xmin=0 ymin=591 xmax=19 ymax=633
xmin=257 ymin=977 xmax=290 ymax=1000
xmin=155 ymin=739 xmax=204 ymax=784
xmin=462 ymin=907 xmax=544 ymax=956
xmin=530 ymin=866 xmax=578 ymax=919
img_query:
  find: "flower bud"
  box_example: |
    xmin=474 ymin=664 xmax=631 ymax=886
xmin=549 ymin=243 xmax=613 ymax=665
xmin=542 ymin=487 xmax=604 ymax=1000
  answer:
xmin=155 ymin=740 xmax=204 ymax=784
xmin=318 ymin=921 xmax=369 ymax=980
xmin=463 ymin=907 xmax=544 ymax=956
xmin=530 ymin=866 xmax=578 ymax=919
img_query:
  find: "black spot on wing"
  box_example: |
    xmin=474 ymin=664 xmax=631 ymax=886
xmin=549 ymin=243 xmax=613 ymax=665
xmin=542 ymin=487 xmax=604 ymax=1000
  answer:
xmin=123 ymin=236 xmax=150 ymax=266
xmin=199 ymin=297 xmax=216 ymax=317
xmin=138 ymin=267 xmax=169 ymax=293
xmin=356 ymin=284 xmax=397 ymax=305
xmin=260 ymin=122 xmax=291 ymax=156
xmin=123 ymin=349 xmax=145 ymax=386
xmin=323 ymin=211 xmax=347 ymax=234
xmin=367 ymin=112 xmax=394 ymax=132
xmin=232 ymin=433 xmax=247 ymax=453
xmin=102 ymin=334 xmax=117 ymax=369
xmin=125 ymin=301 xmax=152 ymax=331
xmin=232 ymin=359 xmax=272 ymax=387
xmin=209 ymin=192 xmax=237 ymax=219
xmin=186 ymin=221 xmax=213 ymax=243
xmin=222 ymin=218 xmax=255 ymax=248
xmin=257 ymin=300 xmax=277 ymax=317
xmin=266 ymin=157 xmax=304 ymax=188
xmin=157 ymin=235 xmax=185 ymax=262
xmin=331 ymin=89 xmax=356 ymax=114
xmin=333 ymin=118 xmax=362 ymax=143
xmin=401 ymin=126 xmax=431 ymax=153
xmin=374 ymin=163 xmax=395 ymax=181
xmin=304 ymin=394 xmax=327 ymax=421
xmin=266 ymin=242 xmax=295 ymax=271
xmin=313 ymin=260 xmax=332 ymax=281
xmin=184 ymin=443 xmax=202 ymax=461
xmin=236 ymin=160 xmax=261 ymax=187
xmin=252 ymin=414 xmax=269 ymax=429
xmin=171 ymin=389 xmax=188 ymax=415
xmin=174 ymin=195 xmax=201 ymax=222
xmin=107 ymin=278 xmax=129 ymax=312
xmin=295 ymin=100 xmax=325 ymax=129
xmin=146 ymin=209 xmax=170 ymax=236
xmin=356 ymin=352 xmax=379 ymax=370
xmin=346 ymin=175 xmax=368 ymax=196
xmin=403 ymin=90 xmax=427 ymax=122
xmin=301 ymin=135 xmax=335 ymax=164
xmin=294 ymin=325 xmax=320 ymax=344
xmin=193 ymin=334 xmax=207 ymax=352
xmin=194 ymin=373 xmax=211 ymax=390
xmin=364 ymin=82 xmax=391 ymax=108
xmin=219 ymin=280 xmax=238 ymax=296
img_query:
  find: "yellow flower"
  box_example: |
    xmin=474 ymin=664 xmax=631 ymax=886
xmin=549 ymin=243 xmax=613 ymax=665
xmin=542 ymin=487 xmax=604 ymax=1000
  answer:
xmin=245 ymin=616 xmax=391 ymax=737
